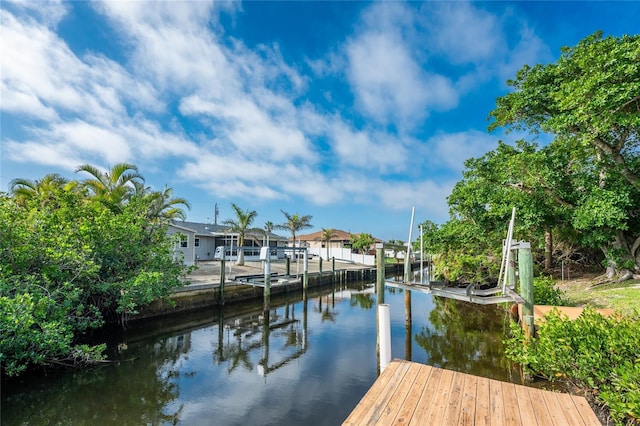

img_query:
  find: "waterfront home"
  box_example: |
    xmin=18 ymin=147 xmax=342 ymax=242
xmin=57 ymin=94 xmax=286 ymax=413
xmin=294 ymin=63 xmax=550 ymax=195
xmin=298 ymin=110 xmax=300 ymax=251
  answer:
xmin=168 ymin=221 xmax=287 ymax=265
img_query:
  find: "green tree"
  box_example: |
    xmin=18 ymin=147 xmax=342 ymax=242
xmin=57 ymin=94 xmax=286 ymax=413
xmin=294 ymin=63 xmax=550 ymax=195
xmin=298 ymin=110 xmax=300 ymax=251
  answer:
xmin=1 ymin=168 xmax=190 ymax=377
xmin=350 ymin=233 xmax=374 ymax=254
xmin=489 ymin=32 xmax=640 ymax=278
xmin=75 ymin=163 xmax=144 ymax=213
xmin=385 ymin=240 xmax=406 ymax=264
xmin=321 ymin=228 xmax=337 ymax=259
xmin=222 ymin=203 xmax=257 ymax=266
xmin=144 ymin=185 xmax=191 ymax=223
xmin=264 ymin=221 xmax=275 ymax=235
xmin=276 ymin=210 xmax=313 ymax=259
xmin=10 ymin=173 xmax=80 ymax=206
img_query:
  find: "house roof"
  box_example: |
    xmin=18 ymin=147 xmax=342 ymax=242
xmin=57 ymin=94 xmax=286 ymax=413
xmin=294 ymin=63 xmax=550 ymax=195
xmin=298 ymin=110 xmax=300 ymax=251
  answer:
xmin=170 ymin=221 xmax=287 ymax=240
xmin=296 ymin=229 xmax=352 ymax=241
xmin=296 ymin=229 xmax=382 ymax=242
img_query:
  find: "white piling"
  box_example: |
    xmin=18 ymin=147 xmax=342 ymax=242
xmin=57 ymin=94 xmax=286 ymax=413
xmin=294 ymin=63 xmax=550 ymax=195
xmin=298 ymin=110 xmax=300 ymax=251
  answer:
xmin=378 ymin=304 xmax=391 ymax=372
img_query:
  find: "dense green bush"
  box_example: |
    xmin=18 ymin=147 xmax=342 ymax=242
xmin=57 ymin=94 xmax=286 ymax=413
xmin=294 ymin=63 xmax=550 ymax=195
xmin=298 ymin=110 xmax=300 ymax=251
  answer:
xmin=504 ymin=307 xmax=640 ymax=424
xmin=0 ymin=186 xmax=189 ymax=377
xmin=532 ymin=275 xmax=566 ymax=305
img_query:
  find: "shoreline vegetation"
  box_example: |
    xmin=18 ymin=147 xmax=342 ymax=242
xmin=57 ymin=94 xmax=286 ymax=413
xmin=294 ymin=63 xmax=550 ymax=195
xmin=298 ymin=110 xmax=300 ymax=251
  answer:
xmin=504 ymin=274 xmax=640 ymax=425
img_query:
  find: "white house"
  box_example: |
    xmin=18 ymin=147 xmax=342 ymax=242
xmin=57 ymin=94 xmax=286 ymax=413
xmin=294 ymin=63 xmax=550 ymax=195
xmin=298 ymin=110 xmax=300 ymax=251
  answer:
xmin=167 ymin=221 xmax=287 ymax=265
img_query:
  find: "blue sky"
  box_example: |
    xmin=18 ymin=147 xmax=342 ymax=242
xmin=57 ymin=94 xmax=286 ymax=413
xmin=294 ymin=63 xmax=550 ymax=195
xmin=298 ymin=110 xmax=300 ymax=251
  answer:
xmin=1 ymin=1 xmax=638 ymax=241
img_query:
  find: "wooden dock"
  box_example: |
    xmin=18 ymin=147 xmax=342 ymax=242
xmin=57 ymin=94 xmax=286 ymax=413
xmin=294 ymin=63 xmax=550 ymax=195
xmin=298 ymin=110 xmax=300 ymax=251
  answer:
xmin=343 ymin=360 xmax=600 ymax=425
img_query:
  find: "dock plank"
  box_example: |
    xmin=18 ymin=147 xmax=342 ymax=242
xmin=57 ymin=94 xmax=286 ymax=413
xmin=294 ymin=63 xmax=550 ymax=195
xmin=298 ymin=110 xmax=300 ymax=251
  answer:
xmin=342 ymin=360 xmax=601 ymax=426
xmin=514 ymin=382 xmax=538 ymax=425
xmin=342 ymin=360 xmax=411 ymax=426
xmin=501 ymin=381 xmax=522 ymax=425
xmin=474 ymin=376 xmax=491 ymax=426
xmin=458 ymin=373 xmax=478 ymax=426
xmin=569 ymin=394 xmax=602 ymax=426
xmin=554 ymin=392 xmax=588 ymax=426
xmin=423 ymin=368 xmax=456 ymax=425
xmin=489 ymin=378 xmax=505 ymax=425
xmin=441 ymin=368 xmax=466 ymax=425
xmin=391 ymin=363 xmax=433 ymax=425
xmin=407 ymin=365 xmax=444 ymax=425
xmin=362 ymin=361 xmax=412 ymax=425
xmin=373 ymin=362 xmax=423 ymax=425
xmin=527 ymin=387 xmax=555 ymax=426
xmin=542 ymin=390 xmax=571 ymax=425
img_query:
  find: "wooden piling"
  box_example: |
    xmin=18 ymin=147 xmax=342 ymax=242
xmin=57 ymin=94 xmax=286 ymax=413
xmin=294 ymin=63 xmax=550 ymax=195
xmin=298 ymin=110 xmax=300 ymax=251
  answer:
xmin=219 ymin=258 xmax=226 ymax=305
xmin=264 ymin=260 xmax=271 ymax=311
xmin=376 ymin=246 xmax=385 ymax=304
xmin=303 ymin=253 xmax=309 ymax=297
xmin=404 ymin=250 xmax=412 ymax=359
xmin=518 ymin=242 xmax=535 ymax=338
xmin=376 ymin=246 xmax=384 ymax=374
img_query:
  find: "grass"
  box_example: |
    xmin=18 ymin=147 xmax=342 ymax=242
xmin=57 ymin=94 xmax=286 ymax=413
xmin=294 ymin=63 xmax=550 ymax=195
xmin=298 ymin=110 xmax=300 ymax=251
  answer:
xmin=556 ymin=273 xmax=640 ymax=315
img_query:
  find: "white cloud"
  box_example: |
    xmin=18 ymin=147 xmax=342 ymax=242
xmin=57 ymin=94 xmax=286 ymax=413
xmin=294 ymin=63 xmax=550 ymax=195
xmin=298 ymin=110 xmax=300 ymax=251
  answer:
xmin=428 ymin=130 xmax=499 ymax=172
xmin=49 ymin=120 xmax=131 ymax=163
xmin=344 ymin=14 xmax=457 ymax=128
xmin=378 ymin=179 xmax=453 ymax=219
xmin=3 ymin=0 xmax=68 ymax=27
xmin=0 ymin=80 xmax=58 ymax=121
xmin=4 ymin=139 xmax=84 ymax=170
xmin=329 ymin=122 xmax=408 ymax=172
xmin=179 ymin=95 xmax=315 ymax=162
xmin=499 ymin=24 xmax=550 ymax=82
xmin=420 ymin=2 xmax=504 ymax=65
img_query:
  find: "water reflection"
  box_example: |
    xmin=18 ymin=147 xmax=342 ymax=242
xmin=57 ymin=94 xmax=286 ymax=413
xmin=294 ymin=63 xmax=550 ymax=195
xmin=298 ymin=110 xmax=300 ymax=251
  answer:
xmin=2 ymin=283 xmax=522 ymax=426
xmin=415 ymin=296 xmax=518 ymax=381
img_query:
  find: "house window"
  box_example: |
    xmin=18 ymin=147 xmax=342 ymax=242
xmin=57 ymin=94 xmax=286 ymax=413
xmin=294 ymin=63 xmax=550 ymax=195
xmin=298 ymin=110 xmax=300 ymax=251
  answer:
xmin=195 ymin=238 xmax=200 ymax=247
xmin=180 ymin=234 xmax=188 ymax=248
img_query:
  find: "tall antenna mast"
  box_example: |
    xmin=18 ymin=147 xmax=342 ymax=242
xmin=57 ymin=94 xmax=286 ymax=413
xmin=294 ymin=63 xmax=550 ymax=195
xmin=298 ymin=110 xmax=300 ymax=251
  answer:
xmin=214 ymin=203 xmax=219 ymax=224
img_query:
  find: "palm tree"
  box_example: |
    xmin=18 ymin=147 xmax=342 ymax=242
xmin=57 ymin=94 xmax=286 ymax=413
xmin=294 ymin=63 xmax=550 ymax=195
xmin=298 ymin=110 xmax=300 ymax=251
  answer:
xmin=321 ymin=228 xmax=337 ymax=260
xmin=276 ymin=210 xmax=313 ymax=260
xmin=263 ymin=221 xmax=275 ymax=253
xmin=222 ymin=203 xmax=257 ymax=266
xmin=75 ymin=163 xmax=144 ymax=212
xmin=145 ymin=185 xmax=191 ymax=223
xmin=9 ymin=174 xmax=77 ymax=206
xmin=264 ymin=221 xmax=274 ymax=235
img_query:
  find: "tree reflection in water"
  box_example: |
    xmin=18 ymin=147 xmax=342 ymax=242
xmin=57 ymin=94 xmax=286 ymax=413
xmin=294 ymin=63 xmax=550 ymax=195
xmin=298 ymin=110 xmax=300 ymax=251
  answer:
xmin=2 ymin=334 xmax=186 ymax=424
xmin=414 ymin=296 xmax=517 ymax=381
xmin=350 ymin=293 xmax=374 ymax=309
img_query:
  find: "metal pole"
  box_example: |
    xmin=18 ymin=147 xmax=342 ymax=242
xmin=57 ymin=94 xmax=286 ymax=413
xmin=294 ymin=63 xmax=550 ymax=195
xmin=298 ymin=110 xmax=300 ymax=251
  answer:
xmin=404 ymin=206 xmax=415 ymax=284
xmin=420 ymin=225 xmax=424 ymax=284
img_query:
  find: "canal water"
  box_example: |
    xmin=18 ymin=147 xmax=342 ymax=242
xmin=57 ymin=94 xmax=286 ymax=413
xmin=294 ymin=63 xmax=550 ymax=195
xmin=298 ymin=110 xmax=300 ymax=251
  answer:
xmin=2 ymin=282 xmax=522 ymax=425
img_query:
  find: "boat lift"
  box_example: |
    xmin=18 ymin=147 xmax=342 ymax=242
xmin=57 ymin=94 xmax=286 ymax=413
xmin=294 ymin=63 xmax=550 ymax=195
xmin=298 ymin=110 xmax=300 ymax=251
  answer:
xmin=385 ymin=207 xmax=526 ymax=305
